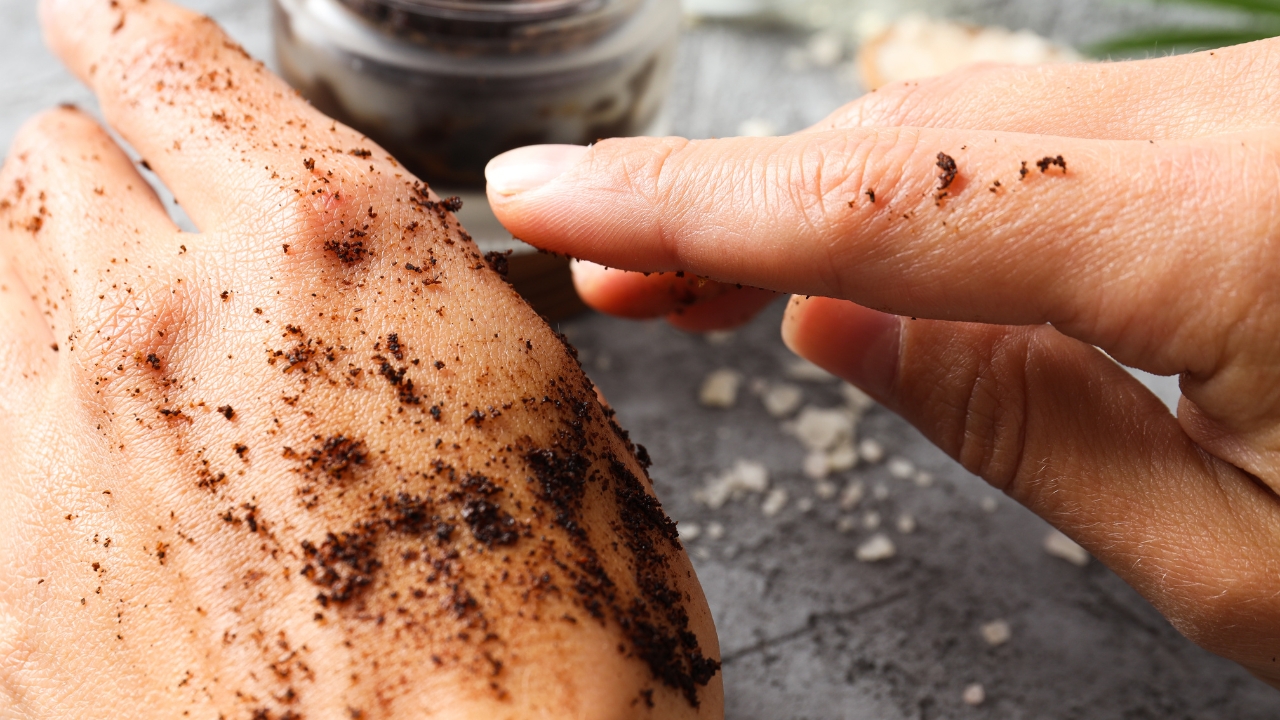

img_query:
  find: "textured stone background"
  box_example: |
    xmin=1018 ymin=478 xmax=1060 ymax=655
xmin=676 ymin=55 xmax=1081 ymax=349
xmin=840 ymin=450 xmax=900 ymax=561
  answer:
xmin=2 ymin=0 xmax=1276 ymax=717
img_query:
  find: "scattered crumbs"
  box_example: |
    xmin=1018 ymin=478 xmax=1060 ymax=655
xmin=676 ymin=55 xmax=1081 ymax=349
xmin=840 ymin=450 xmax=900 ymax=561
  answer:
xmin=912 ymin=470 xmax=934 ymax=487
xmin=699 ymin=368 xmax=744 ymax=409
xmin=705 ymin=330 xmax=735 ymax=345
xmin=896 ymin=514 xmax=916 ymax=534
xmin=886 ymin=457 xmax=915 ymax=480
xmin=836 ymin=515 xmax=858 ymax=534
xmin=962 ymin=683 xmax=986 ymax=706
xmin=855 ymin=533 xmax=896 ymax=562
xmin=815 ymin=481 xmax=837 ymax=500
xmin=1036 ymin=155 xmax=1067 ymax=174
xmin=862 ymin=510 xmax=881 ymax=530
xmin=838 ymin=480 xmax=865 ymax=511
xmin=981 ymin=619 xmax=1011 ymax=646
xmin=936 ymin=152 xmax=957 ymax=190
xmin=980 ymin=496 xmax=999 ymax=513
xmin=871 ymin=483 xmax=889 ymax=501
xmin=761 ymin=382 xmax=803 ymax=418
xmin=760 ymin=488 xmax=788 ymax=517
xmin=1043 ymin=530 xmax=1089 ymax=567
xmin=694 ymin=460 xmax=769 ymax=508
xmin=857 ymin=438 xmax=885 ymax=464
xmin=795 ymin=497 xmax=814 ymax=513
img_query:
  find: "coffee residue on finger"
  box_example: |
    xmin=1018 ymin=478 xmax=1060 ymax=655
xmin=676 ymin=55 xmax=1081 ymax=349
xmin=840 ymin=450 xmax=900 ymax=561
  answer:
xmin=936 ymin=152 xmax=957 ymax=191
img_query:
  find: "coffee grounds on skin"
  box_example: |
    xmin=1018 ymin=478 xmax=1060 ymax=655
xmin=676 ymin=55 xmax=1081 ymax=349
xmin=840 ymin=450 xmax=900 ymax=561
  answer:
xmin=936 ymin=153 xmax=957 ymax=190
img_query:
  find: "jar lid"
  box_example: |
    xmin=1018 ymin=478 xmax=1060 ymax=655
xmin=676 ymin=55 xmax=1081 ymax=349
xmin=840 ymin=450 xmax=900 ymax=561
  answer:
xmin=339 ymin=0 xmax=640 ymax=50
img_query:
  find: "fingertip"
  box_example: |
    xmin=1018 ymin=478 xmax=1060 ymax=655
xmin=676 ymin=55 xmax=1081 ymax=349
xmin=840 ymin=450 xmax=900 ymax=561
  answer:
xmin=783 ymin=296 xmax=901 ymax=401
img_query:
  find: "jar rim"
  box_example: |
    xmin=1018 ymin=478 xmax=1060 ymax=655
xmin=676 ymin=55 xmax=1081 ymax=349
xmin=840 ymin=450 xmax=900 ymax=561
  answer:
xmin=352 ymin=0 xmax=611 ymax=23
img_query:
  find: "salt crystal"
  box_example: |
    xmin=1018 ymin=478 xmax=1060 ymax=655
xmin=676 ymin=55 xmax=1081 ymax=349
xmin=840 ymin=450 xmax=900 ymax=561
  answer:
xmin=855 ymin=533 xmax=896 ymax=562
xmin=980 ymin=619 xmax=1011 ymax=646
xmin=838 ymin=480 xmax=865 ymax=510
xmin=896 ymin=514 xmax=916 ymax=534
xmin=912 ymin=470 xmax=934 ymax=487
xmin=796 ymin=497 xmax=815 ymax=513
xmin=679 ymin=522 xmax=702 ymax=541
xmin=836 ymin=515 xmax=858 ymax=534
xmin=827 ymin=442 xmax=858 ymax=472
xmin=980 ymin=496 xmax=998 ymax=513
xmin=700 ymin=368 xmax=743 ymax=408
xmin=840 ymin=382 xmax=875 ymax=415
xmin=872 ymin=483 xmax=889 ymax=500
xmin=857 ymin=438 xmax=885 ymax=464
xmin=787 ymin=406 xmax=854 ymax=452
xmin=862 ymin=511 xmax=881 ymax=530
xmin=1043 ymin=530 xmax=1089 ymax=567
xmin=802 ymin=450 xmax=831 ymax=479
xmin=887 ymin=457 xmax=915 ymax=479
xmin=705 ymin=330 xmax=735 ymax=345
xmin=763 ymin=383 xmax=804 ymax=418
xmin=761 ymin=488 xmax=789 ymax=517
xmin=807 ymin=31 xmax=844 ymax=67
xmin=694 ymin=460 xmax=770 ymax=508
xmin=785 ymin=359 xmax=837 ymax=383
xmin=706 ymin=521 xmax=726 ymax=540
xmin=962 ymin=683 xmax=986 ymax=706
xmin=815 ymin=480 xmax=838 ymax=500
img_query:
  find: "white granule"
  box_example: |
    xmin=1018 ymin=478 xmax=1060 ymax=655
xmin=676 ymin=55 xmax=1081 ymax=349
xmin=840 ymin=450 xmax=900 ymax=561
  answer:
xmin=815 ymin=480 xmax=838 ymax=500
xmin=787 ymin=406 xmax=855 ymax=452
xmin=857 ymin=438 xmax=885 ymax=464
xmin=862 ymin=511 xmax=882 ymax=530
xmin=785 ymin=358 xmax=837 ymax=383
xmin=762 ymin=382 xmax=804 ymax=418
xmin=962 ymin=683 xmax=986 ymax=706
xmin=827 ymin=442 xmax=858 ymax=472
xmin=706 ymin=521 xmax=726 ymax=540
xmin=1043 ymin=530 xmax=1090 ymax=567
xmin=694 ymin=460 xmax=770 ymax=509
xmin=855 ymin=533 xmax=896 ymax=562
xmin=836 ymin=515 xmax=858 ymax=534
xmin=872 ymin=483 xmax=889 ymax=501
xmin=980 ymin=496 xmax=999 ymax=513
xmin=981 ymin=620 xmax=1011 ymax=646
xmin=695 ymin=547 xmax=712 ymax=560
xmin=896 ymin=514 xmax=916 ymax=534
xmin=840 ymin=382 xmax=875 ymax=415
xmin=761 ymin=488 xmax=789 ymax=517
xmin=838 ymin=480 xmax=865 ymax=511
xmin=912 ymin=471 xmax=934 ymax=487
xmin=705 ymin=330 xmax=736 ymax=345
xmin=887 ymin=457 xmax=915 ymax=479
xmin=699 ymin=368 xmax=744 ymax=408
xmin=802 ymin=450 xmax=832 ymax=479
xmin=679 ymin=522 xmax=702 ymax=541
xmin=796 ymin=497 xmax=815 ymax=513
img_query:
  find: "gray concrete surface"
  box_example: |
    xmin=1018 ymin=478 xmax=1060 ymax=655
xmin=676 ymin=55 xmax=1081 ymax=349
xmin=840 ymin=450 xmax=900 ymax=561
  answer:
xmin=0 ymin=0 xmax=1274 ymax=717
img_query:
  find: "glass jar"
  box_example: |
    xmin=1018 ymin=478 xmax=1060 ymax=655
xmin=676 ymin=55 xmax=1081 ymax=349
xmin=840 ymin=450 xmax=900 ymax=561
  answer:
xmin=273 ymin=0 xmax=681 ymax=188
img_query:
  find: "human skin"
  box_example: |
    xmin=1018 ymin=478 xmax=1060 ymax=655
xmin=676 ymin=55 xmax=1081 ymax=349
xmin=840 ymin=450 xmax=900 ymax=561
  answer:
xmin=486 ymin=41 xmax=1280 ymax=688
xmin=0 ymin=0 xmax=724 ymax=718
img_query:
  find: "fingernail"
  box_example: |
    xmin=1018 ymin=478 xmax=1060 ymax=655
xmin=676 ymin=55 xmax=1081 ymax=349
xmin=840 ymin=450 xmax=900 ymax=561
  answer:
xmin=486 ymin=144 xmax=589 ymax=196
xmin=782 ymin=297 xmax=901 ymax=400
xmin=569 ymin=259 xmax=609 ymax=293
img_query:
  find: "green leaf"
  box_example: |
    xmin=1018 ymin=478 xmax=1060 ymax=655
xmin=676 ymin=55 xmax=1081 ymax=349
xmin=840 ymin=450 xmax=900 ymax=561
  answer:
xmin=1089 ymin=26 xmax=1280 ymax=54
xmin=1151 ymin=0 xmax=1280 ymax=15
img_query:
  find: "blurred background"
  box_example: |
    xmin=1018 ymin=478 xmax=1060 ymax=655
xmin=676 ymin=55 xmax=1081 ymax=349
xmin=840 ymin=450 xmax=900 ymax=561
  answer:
xmin=3 ymin=0 xmax=1280 ymax=718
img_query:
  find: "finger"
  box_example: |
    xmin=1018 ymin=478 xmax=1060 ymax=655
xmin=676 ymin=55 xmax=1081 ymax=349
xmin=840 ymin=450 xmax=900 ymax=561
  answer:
xmin=572 ymin=261 xmax=778 ymax=331
xmin=821 ymin=39 xmax=1280 ymax=140
xmin=40 ymin=0 xmax=378 ymax=232
xmin=781 ymin=296 xmax=1280 ymax=682
xmin=0 ymin=253 xmax=56 ymax=426
xmin=488 ymin=130 xmax=1269 ymax=376
xmin=0 ymin=106 xmax=179 ymax=346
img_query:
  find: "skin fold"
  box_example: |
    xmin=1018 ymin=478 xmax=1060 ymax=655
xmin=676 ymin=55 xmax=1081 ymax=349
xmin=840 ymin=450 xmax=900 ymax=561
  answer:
xmin=485 ymin=40 xmax=1280 ymax=688
xmin=0 ymin=0 xmax=723 ymax=718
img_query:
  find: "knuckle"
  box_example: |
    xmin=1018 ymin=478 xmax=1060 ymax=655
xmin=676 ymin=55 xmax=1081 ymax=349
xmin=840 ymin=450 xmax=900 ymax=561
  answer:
xmin=939 ymin=328 xmax=1032 ymax=493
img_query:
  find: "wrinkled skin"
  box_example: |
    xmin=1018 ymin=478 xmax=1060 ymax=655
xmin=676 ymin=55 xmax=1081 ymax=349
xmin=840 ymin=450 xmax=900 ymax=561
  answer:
xmin=0 ymin=1 xmax=722 ymax=718
xmin=487 ymin=41 xmax=1280 ymax=689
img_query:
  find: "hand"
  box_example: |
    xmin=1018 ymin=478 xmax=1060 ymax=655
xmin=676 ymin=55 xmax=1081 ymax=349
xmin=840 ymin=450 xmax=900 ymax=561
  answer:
xmin=486 ymin=42 xmax=1280 ymax=687
xmin=0 ymin=0 xmax=722 ymax=717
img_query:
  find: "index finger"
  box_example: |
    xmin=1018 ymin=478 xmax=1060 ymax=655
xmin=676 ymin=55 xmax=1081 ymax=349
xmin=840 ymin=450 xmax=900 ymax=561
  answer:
xmin=40 ymin=0 xmax=395 ymax=232
xmin=487 ymin=130 xmax=1274 ymax=376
